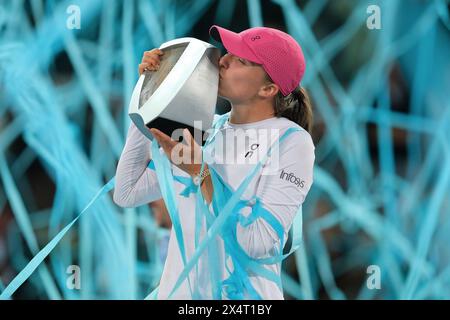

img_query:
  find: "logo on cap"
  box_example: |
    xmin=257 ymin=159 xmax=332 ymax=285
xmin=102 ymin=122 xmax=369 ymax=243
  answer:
xmin=251 ymin=35 xmax=261 ymax=41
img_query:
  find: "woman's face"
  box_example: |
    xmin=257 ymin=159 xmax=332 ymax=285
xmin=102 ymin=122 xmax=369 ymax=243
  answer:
xmin=218 ymin=52 xmax=269 ymax=104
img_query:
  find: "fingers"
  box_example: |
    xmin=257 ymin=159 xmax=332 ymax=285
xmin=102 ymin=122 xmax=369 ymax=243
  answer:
xmin=149 ymin=128 xmax=164 ymax=141
xmin=138 ymin=62 xmax=159 ymax=75
xmin=182 ymin=128 xmax=195 ymax=146
xmin=150 ymin=128 xmax=176 ymax=149
xmin=144 ymin=49 xmax=164 ymax=57
xmin=142 ymin=56 xmax=160 ymax=65
xmin=139 ymin=49 xmax=164 ymax=75
xmin=151 ymin=128 xmax=202 ymax=167
xmin=150 ymin=128 xmax=184 ymax=166
xmin=138 ymin=60 xmax=159 ymax=75
xmin=183 ymin=128 xmax=202 ymax=164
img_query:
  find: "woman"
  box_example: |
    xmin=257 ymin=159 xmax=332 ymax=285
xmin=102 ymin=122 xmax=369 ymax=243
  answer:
xmin=113 ymin=25 xmax=315 ymax=299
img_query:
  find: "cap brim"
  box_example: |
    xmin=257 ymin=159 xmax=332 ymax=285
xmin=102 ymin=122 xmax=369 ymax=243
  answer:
xmin=209 ymin=25 xmax=262 ymax=64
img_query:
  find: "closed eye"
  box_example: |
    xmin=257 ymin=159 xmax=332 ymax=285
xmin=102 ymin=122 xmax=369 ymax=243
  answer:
xmin=226 ymin=52 xmax=248 ymax=65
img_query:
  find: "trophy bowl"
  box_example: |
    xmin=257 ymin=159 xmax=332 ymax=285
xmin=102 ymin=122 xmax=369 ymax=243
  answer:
xmin=128 ymin=37 xmax=221 ymax=146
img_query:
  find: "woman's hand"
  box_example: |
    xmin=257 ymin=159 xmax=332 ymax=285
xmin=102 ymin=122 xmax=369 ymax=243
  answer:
xmin=138 ymin=49 xmax=164 ymax=76
xmin=149 ymin=128 xmax=203 ymax=177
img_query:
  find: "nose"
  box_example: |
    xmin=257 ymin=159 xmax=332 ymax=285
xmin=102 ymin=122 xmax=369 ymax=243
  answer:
xmin=219 ymin=53 xmax=231 ymax=69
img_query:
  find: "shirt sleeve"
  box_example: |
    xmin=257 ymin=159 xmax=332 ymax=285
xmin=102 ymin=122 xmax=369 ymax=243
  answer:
xmin=113 ymin=122 xmax=163 ymax=207
xmin=236 ymin=129 xmax=315 ymax=259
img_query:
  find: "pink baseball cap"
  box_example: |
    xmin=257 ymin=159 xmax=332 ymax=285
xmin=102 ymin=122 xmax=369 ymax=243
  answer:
xmin=209 ymin=25 xmax=306 ymax=96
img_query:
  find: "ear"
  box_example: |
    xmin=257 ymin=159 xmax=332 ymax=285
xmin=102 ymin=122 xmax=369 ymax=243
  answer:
xmin=258 ymin=83 xmax=279 ymax=99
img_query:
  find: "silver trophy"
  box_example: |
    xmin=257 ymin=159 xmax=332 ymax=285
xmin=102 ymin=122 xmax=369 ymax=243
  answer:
xmin=128 ymin=37 xmax=221 ymax=145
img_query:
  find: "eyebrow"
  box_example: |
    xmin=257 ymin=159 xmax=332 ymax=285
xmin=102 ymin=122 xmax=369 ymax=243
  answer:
xmin=239 ymin=57 xmax=259 ymax=66
xmin=245 ymin=59 xmax=259 ymax=66
xmin=227 ymin=52 xmax=260 ymax=66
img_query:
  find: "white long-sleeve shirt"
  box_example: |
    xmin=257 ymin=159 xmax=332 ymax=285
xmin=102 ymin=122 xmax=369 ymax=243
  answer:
xmin=113 ymin=114 xmax=315 ymax=299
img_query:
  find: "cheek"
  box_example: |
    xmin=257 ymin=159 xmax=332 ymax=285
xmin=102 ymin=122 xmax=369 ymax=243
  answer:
xmin=224 ymin=73 xmax=259 ymax=96
xmin=219 ymin=79 xmax=247 ymax=100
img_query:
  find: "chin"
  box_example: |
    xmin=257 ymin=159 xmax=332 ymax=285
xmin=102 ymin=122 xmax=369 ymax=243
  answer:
xmin=217 ymin=91 xmax=228 ymax=100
